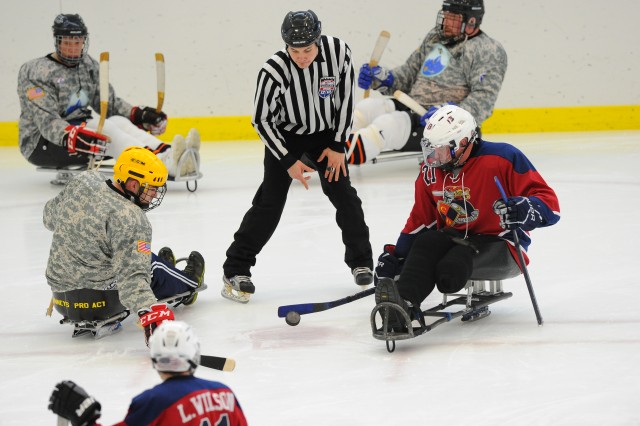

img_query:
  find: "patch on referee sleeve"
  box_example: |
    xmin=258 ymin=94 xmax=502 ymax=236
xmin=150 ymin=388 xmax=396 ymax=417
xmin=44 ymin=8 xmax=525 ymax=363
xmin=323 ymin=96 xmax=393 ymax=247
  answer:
xmin=319 ymin=77 xmax=336 ymax=98
xmin=137 ymin=240 xmax=151 ymax=254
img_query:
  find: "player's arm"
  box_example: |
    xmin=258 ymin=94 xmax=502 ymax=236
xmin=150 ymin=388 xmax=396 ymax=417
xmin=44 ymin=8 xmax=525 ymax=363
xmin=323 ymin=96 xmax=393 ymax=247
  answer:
xmin=251 ymin=67 xmax=296 ymax=169
xmin=458 ymin=39 xmax=508 ymax=124
xmin=17 ymin=64 xmax=73 ymax=147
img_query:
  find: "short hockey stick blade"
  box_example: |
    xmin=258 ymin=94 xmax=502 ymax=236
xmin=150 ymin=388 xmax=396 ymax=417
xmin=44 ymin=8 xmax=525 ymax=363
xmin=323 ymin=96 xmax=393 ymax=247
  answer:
xmin=277 ymin=287 xmax=375 ymax=318
xmin=200 ymin=355 xmax=235 ymax=372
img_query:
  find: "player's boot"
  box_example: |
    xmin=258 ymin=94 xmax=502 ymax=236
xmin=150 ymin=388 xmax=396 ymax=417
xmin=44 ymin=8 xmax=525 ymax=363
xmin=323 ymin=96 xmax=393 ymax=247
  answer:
xmin=180 ymin=128 xmax=201 ymax=176
xmin=158 ymin=246 xmax=176 ymax=267
xmin=182 ymin=251 xmax=205 ymax=306
xmin=352 ymin=267 xmax=374 ymax=286
xmin=221 ymin=275 xmax=255 ymax=304
xmin=169 ymin=134 xmax=187 ymax=178
xmin=374 ymin=277 xmax=412 ymax=332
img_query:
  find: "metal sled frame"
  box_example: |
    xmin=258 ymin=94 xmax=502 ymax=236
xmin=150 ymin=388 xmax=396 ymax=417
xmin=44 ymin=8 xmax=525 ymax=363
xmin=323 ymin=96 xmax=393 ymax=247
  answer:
xmin=60 ymin=310 xmax=131 ymax=339
xmin=368 ymin=150 xmax=423 ymax=164
xmin=371 ymin=279 xmax=513 ymax=352
xmin=36 ymin=147 xmax=202 ymax=192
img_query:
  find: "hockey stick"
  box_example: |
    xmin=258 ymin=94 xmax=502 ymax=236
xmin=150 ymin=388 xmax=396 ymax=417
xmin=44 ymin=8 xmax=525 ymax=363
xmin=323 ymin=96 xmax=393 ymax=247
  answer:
xmin=364 ymin=30 xmax=391 ymax=99
xmin=494 ymin=176 xmax=544 ymax=325
xmin=277 ymin=287 xmax=375 ymax=320
xmin=155 ymin=52 xmax=165 ymax=113
xmin=393 ymin=90 xmax=427 ymax=116
xmin=89 ymin=51 xmax=109 ymax=170
xmin=200 ymin=355 xmax=235 ymax=372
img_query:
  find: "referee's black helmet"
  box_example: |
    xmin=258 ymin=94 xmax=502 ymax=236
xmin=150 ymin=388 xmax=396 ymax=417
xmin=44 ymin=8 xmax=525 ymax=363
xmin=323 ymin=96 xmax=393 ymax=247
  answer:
xmin=281 ymin=10 xmax=321 ymax=47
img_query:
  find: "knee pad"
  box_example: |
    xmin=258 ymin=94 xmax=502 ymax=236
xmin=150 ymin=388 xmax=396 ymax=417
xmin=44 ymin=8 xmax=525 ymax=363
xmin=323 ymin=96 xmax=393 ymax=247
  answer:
xmin=353 ymin=98 xmax=396 ymax=130
xmin=435 ymin=245 xmax=474 ymax=294
xmin=346 ymin=126 xmax=384 ymax=164
xmin=370 ymin=111 xmax=412 ymax=151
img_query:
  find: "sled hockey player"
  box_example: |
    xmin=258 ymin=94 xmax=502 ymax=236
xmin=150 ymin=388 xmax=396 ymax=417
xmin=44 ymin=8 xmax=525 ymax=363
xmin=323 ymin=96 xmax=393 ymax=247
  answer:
xmin=48 ymin=321 xmax=249 ymax=426
xmin=373 ymin=105 xmax=560 ymax=332
xmin=44 ymin=147 xmax=205 ymax=343
xmin=17 ymin=13 xmax=201 ymax=179
xmin=348 ymin=0 xmax=507 ymax=164
xmin=221 ymin=10 xmax=373 ymax=303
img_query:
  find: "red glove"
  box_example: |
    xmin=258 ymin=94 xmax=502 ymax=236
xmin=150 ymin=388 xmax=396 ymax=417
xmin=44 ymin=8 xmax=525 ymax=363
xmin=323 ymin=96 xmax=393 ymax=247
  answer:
xmin=63 ymin=124 xmax=108 ymax=156
xmin=139 ymin=303 xmax=174 ymax=346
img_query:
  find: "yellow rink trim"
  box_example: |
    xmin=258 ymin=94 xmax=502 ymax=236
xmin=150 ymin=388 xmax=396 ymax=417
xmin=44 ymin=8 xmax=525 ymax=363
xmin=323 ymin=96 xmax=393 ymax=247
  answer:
xmin=1 ymin=105 xmax=639 ymax=147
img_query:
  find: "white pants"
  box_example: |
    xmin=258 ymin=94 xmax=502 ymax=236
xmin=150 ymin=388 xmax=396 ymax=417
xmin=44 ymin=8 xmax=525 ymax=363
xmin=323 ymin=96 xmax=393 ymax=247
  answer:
xmin=86 ymin=116 xmax=174 ymax=173
xmin=348 ymin=97 xmax=413 ymax=163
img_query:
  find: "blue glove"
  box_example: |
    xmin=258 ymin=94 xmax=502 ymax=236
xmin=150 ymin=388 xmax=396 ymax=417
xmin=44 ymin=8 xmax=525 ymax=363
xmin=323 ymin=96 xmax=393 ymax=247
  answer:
xmin=358 ymin=64 xmax=394 ymax=90
xmin=420 ymin=102 xmax=456 ymax=127
xmin=374 ymin=244 xmax=404 ymax=284
xmin=493 ymin=196 xmax=545 ymax=231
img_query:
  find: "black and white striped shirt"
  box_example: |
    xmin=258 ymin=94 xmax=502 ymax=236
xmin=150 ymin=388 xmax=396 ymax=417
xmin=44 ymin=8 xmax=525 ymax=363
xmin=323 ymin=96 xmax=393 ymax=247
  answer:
xmin=252 ymin=35 xmax=355 ymax=165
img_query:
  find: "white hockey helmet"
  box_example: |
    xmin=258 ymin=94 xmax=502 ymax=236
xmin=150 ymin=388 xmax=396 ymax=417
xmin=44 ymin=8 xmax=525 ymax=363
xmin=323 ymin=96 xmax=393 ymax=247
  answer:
xmin=421 ymin=104 xmax=478 ymax=170
xmin=149 ymin=321 xmax=201 ymax=373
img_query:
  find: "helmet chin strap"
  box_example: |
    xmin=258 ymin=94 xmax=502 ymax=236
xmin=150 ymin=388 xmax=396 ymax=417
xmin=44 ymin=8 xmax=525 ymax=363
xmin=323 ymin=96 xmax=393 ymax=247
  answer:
xmin=119 ymin=180 xmax=148 ymax=210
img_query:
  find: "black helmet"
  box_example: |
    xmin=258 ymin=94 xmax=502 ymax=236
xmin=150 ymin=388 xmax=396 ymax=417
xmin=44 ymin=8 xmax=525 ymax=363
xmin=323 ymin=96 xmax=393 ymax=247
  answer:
xmin=52 ymin=14 xmax=88 ymax=37
xmin=52 ymin=14 xmax=89 ymax=66
xmin=281 ymin=10 xmax=321 ymax=47
xmin=442 ymin=0 xmax=484 ymax=26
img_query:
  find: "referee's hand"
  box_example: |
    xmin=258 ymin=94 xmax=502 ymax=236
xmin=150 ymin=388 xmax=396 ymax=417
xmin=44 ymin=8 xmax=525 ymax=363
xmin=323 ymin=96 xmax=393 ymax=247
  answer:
xmin=288 ymin=160 xmax=315 ymax=190
xmin=318 ymin=148 xmax=347 ymax=183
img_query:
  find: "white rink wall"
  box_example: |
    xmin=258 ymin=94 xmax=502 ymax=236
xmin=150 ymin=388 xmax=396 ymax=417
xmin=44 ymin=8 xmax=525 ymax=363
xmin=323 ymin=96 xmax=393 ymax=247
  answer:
xmin=1 ymin=0 xmax=638 ymax=121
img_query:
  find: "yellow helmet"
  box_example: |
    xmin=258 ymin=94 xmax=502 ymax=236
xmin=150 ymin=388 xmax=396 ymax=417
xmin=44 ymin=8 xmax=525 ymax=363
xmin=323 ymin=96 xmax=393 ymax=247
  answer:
xmin=114 ymin=147 xmax=168 ymax=211
xmin=114 ymin=146 xmax=168 ymax=187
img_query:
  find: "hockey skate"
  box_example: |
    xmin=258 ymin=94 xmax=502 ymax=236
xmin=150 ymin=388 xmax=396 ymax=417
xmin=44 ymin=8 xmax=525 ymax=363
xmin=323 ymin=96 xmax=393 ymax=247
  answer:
xmin=221 ymin=275 xmax=255 ymax=304
xmin=352 ymin=267 xmax=374 ymax=286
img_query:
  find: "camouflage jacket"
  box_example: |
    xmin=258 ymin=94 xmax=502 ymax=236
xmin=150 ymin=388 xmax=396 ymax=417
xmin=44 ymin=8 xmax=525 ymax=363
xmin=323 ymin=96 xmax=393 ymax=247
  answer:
xmin=17 ymin=54 xmax=133 ymax=159
xmin=378 ymin=29 xmax=507 ymax=124
xmin=43 ymin=171 xmax=157 ymax=313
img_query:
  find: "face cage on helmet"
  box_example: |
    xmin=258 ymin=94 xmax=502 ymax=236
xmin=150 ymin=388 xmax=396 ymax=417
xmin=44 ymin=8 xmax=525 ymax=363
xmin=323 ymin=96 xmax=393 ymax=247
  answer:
xmin=54 ymin=35 xmax=89 ymax=66
xmin=421 ymin=133 xmax=477 ymax=170
xmin=137 ymin=183 xmax=166 ymax=212
xmin=436 ymin=10 xmax=466 ymax=42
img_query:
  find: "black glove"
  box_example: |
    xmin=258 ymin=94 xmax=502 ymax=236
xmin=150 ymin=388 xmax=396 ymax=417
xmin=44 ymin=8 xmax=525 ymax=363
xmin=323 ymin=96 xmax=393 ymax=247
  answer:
xmin=63 ymin=124 xmax=108 ymax=156
xmin=48 ymin=381 xmax=101 ymax=426
xmin=130 ymin=106 xmax=168 ymax=135
xmin=493 ymin=196 xmax=545 ymax=231
xmin=374 ymin=244 xmax=404 ymax=284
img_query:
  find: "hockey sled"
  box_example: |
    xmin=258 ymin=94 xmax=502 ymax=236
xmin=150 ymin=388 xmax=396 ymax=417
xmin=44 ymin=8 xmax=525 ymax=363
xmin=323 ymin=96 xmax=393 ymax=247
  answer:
xmin=157 ymin=282 xmax=208 ymax=309
xmin=371 ymin=238 xmax=522 ymax=352
xmin=369 ymin=150 xmax=422 ymax=164
xmin=51 ymin=289 xmax=130 ymax=339
xmin=37 ymin=147 xmax=203 ymax=192
xmin=371 ymin=279 xmax=513 ymax=352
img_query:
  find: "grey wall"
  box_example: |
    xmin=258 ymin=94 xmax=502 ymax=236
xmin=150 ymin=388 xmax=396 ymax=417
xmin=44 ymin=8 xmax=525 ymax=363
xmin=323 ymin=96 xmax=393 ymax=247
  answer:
xmin=1 ymin=0 xmax=638 ymax=121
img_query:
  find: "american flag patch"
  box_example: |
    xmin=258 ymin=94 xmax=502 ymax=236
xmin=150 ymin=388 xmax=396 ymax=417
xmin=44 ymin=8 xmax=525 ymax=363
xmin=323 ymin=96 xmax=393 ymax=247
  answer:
xmin=27 ymin=87 xmax=45 ymax=100
xmin=137 ymin=240 xmax=151 ymax=254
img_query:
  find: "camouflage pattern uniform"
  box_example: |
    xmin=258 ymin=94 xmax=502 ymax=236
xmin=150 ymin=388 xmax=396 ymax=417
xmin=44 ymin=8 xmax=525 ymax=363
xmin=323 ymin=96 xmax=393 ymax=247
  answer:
xmin=17 ymin=54 xmax=133 ymax=160
xmin=43 ymin=171 xmax=156 ymax=313
xmin=378 ymin=29 xmax=507 ymax=124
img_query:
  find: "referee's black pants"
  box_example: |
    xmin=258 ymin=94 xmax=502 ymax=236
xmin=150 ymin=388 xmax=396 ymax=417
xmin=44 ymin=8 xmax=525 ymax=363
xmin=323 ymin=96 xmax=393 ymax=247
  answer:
xmin=223 ymin=130 xmax=373 ymax=280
